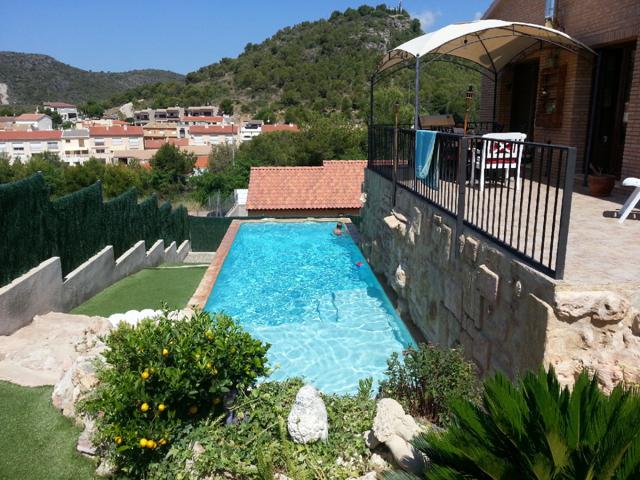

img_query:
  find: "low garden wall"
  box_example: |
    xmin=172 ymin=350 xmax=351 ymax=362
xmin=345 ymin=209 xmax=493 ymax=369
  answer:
xmin=360 ymin=169 xmax=640 ymax=390
xmin=0 ymin=239 xmax=190 ymax=336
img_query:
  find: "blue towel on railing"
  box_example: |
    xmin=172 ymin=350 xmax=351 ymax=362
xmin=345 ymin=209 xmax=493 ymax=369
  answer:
xmin=415 ymin=130 xmax=439 ymax=189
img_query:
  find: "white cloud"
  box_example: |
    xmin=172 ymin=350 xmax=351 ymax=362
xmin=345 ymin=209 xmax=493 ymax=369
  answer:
xmin=473 ymin=11 xmax=483 ymax=21
xmin=413 ymin=10 xmax=440 ymax=30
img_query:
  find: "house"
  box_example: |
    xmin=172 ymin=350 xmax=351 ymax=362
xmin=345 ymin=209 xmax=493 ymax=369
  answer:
xmin=240 ymin=120 xmax=263 ymax=141
xmin=481 ymin=0 xmax=640 ymax=181
xmin=61 ymin=129 xmax=90 ymax=165
xmin=13 ymin=113 xmax=52 ymax=131
xmin=143 ymin=122 xmax=179 ymax=143
xmin=43 ymin=102 xmax=78 ymax=123
xmin=0 ymin=130 xmax=62 ymax=163
xmin=133 ymin=107 xmax=183 ymax=125
xmin=188 ymin=125 xmax=239 ymax=146
xmin=88 ymin=125 xmax=144 ymax=163
xmin=245 ymin=160 xmax=367 ymax=216
xmin=185 ymin=106 xmax=217 ymax=117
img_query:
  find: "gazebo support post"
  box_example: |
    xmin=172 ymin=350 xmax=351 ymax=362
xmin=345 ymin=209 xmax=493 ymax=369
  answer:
xmin=492 ymin=71 xmax=498 ymax=128
xmin=369 ymin=76 xmax=375 ymax=162
xmin=414 ymin=55 xmax=421 ymax=129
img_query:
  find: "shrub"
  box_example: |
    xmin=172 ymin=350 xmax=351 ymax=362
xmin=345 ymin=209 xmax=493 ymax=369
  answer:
xmin=386 ymin=367 xmax=640 ymax=479
xmin=82 ymin=310 xmax=269 ymax=477
xmin=378 ymin=343 xmax=481 ymax=425
xmin=146 ymin=378 xmax=376 ymax=480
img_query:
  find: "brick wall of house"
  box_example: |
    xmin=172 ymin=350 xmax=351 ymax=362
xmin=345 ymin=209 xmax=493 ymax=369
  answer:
xmin=482 ymin=0 xmax=640 ymax=177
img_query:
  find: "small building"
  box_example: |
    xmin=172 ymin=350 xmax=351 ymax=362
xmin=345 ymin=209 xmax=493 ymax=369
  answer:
xmin=0 ymin=130 xmax=62 ymax=163
xmin=13 ymin=113 xmax=52 ymax=131
xmin=61 ymin=129 xmax=90 ymax=165
xmin=240 ymin=120 xmax=263 ymax=142
xmin=143 ymin=122 xmax=179 ymax=143
xmin=246 ymin=160 xmax=367 ymax=217
xmin=88 ymin=125 xmax=144 ymax=163
xmin=185 ymin=106 xmax=217 ymax=117
xmin=188 ymin=125 xmax=238 ymax=146
xmin=43 ymin=102 xmax=78 ymax=123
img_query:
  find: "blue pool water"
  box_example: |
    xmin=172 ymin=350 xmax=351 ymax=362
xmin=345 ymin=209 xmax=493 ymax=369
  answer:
xmin=204 ymin=221 xmax=414 ymax=394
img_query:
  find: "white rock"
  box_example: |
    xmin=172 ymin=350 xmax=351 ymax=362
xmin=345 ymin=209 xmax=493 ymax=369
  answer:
xmin=77 ymin=418 xmax=97 ymax=456
xmin=107 ymin=313 xmax=126 ymax=327
xmin=386 ymin=434 xmax=427 ymax=474
xmin=372 ymin=398 xmax=422 ymax=443
xmin=287 ymin=385 xmax=328 ymax=444
xmin=348 ymin=472 xmax=378 ymax=480
xmin=95 ymin=459 xmax=117 ymax=477
xmin=139 ymin=308 xmax=157 ymax=320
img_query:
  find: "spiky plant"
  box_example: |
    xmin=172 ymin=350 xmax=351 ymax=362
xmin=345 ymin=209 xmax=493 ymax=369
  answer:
xmin=384 ymin=367 xmax=640 ymax=480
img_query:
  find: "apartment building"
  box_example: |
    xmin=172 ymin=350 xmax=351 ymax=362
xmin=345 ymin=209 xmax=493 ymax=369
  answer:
xmin=185 ymin=106 xmax=217 ymax=117
xmin=61 ymin=129 xmax=91 ymax=165
xmin=0 ymin=130 xmax=62 ymax=163
xmin=43 ymin=102 xmax=79 ymax=123
xmin=133 ymin=107 xmax=184 ymax=125
xmin=143 ymin=122 xmax=179 ymax=143
xmin=88 ymin=125 xmax=144 ymax=162
xmin=188 ymin=125 xmax=239 ymax=146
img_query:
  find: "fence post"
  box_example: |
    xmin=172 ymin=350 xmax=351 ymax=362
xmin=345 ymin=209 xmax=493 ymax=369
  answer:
xmin=554 ymin=147 xmax=576 ymax=279
xmin=455 ymin=136 xmax=468 ymax=255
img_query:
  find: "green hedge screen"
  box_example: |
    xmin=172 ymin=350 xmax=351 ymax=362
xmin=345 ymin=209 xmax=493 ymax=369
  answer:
xmin=0 ymin=174 xmax=189 ymax=287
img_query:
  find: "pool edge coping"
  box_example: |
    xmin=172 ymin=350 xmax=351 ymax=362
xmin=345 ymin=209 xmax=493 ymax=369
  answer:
xmin=188 ymin=217 xmax=356 ymax=309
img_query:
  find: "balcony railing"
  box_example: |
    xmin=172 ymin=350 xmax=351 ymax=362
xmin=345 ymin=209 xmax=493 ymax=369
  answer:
xmin=368 ymin=125 xmax=576 ymax=279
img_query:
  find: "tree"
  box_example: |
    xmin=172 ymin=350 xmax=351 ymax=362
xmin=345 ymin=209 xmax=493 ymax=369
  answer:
xmin=218 ymin=99 xmax=234 ymax=115
xmin=80 ymin=101 xmax=104 ymax=118
xmin=42 ymin=108 xmax=63 ymax=128
xmin=150 ymin=144 xmax=196 ymax=197
xmin=207 ymin=144 xmax=236 ymax=173
xmin=385 ymin=368 xmax=640 ymax=480
xmin=255 ymin=108 xmax=278 ymax=124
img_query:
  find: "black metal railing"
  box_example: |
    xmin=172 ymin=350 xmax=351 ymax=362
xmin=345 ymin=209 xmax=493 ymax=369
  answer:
xmin=368 ymin=125 xmax=576 ymax=279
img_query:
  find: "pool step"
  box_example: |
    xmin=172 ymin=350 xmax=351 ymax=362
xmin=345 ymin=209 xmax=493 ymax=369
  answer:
xmin=317 ymin=292 xmax=338 ymax=322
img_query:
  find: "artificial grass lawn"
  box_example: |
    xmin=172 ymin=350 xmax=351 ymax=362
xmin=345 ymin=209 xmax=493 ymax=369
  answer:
xmin=71 ymin=265 xmax=207 ymax=317
xmin=0 ymin=381 xmax=96 ymax=480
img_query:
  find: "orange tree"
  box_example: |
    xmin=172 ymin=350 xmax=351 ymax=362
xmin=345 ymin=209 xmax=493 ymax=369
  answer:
xmin=82 ymin=310 xmax=269 ymax=477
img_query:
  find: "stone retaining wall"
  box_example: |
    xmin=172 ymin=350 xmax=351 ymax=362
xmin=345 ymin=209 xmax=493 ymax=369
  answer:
xmin=360 ymin=170 xmax=640 ymax=389
xmin=0 ymin=239 xmax=191 ymax=336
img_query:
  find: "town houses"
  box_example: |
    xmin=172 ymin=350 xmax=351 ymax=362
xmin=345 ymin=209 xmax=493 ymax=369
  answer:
xmin=0 ymin=104 xmax=299 ymax=166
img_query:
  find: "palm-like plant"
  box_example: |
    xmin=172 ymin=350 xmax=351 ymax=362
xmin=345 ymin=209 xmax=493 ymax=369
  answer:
xmin=384 ymin=367 xmax=640 ymax=480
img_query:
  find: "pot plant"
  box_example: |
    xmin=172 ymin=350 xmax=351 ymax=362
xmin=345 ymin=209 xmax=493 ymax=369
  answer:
xmin=587 ymin=163 xmax=616 ymax=197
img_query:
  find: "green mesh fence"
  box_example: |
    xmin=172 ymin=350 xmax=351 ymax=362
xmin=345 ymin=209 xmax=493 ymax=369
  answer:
xmin=0 ymin=174 xmax=189 ymax=287
xmin=188 ymin=215 xmax=362 ymax=252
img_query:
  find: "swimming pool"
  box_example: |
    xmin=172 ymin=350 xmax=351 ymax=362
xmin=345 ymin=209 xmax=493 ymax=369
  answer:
xmin=204 ymin=221 xmax=414 ymax=394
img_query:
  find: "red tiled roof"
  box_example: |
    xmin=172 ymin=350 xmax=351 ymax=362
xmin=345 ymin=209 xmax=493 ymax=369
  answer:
xmin=0 ymin=130 xmax=62 ymax=141
xmin=180 ymin=116 xmax=223 ymax=123
xmin=43 ymin=102 xmax=76 ymax=108
xmin=246 ymin=160 xmax=367 ymax=211
xmin=195 ymin=155 xmax=209 ymax=169
xmin=89 ymin=126 xmax=144 ymax=137
xmin=189 ymin=125 xmax=238 ymax=135
xmin=15 ymin=113 xmax=48 ymax=121
xmin=262 ymin=124 xmax=300 ymax=133
xmin=144 ymin=138 xmax=189 ymax=149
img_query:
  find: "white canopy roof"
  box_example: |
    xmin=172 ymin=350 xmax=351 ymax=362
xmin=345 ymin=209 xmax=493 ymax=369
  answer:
xmin=377 ymin=19 xmax=595 ymax=75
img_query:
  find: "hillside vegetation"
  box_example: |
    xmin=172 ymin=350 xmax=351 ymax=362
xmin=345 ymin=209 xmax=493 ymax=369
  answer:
xmin=0 ymin=51 xmax=184 ymax=106
xmin=107 ymin=5 xmax=480 ymax=122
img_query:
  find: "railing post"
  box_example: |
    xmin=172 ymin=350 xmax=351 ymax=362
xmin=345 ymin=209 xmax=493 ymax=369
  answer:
xmin=554 ymin=147 xmax=576 ymax=279
xmin=455 ymin=136 xmax=468 ymax=254
xmin=392 ymin=103 xmax=400 ymax=207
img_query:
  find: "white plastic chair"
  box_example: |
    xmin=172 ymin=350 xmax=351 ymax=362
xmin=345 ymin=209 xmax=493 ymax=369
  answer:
xmin=618 ymin=177 xmax=640 ymax=224
xmin=471 ymin=132 xmax=527 ymax=192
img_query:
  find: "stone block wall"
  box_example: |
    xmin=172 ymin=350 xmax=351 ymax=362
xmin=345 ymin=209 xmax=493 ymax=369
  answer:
xmin=361 ymin=170 xmax=640 ymax=389
xmin=0 ymin=239 xmax=191 ymax=336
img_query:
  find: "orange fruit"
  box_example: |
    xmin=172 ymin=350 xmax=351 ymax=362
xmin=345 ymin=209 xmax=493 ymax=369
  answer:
xmin=205 ymin=330 xmax=214 ymax=340
xmin=162 ymin=348 xmax=169 ymax=357
xmin=140 ymin=402 xmax=149 ymax=412
xmin=212 ymin=397 xmax=221 ymax=406
xmin=159 ymin=438 xmax=167 ymax=446
xmin=139 ymin=438 xmax=148 ymax=448
xmin=114 ymin=436 xmax=123 ymax=445
xmin=188 ymin=405 xmax=198 ymax=415
xmin=158 ymin=403 xmax=166 ymax=412
xmin=212 ymin=368 xmax=218 ymax=376
xmin=141 ymin=370 xmax=150 ymax=380
xmin=147 ymin=440 xmax=157 ymax=449
xmin=206 ymin=362 xmax=212 ymax=369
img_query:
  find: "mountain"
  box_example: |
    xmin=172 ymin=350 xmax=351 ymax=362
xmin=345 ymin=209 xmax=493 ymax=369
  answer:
xmin=0 ymin=52 xmax=184 ymax=106
xmin=107 ymin=5 xmax=479 ymax=122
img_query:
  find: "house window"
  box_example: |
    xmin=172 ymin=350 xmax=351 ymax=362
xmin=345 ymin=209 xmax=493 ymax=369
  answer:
xmin=0 ymin=143 xmax=6 ymax=152
xmin=47 ymin=141 xmax=58 ymax=150
xmin=13 ymin=143 xmax=24 ymax=151
xmin=96 ymin=149 xmax=105 ymax=154
xmin=94 ymin=138 xmax=105 ymax=146
xmin=130 ymin=138 xmax=140 ymax=147
xmin=112 ymin=138 xmax=123 ymax=145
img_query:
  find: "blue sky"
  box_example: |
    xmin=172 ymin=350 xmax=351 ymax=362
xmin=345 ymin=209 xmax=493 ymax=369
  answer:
xmin=0 ymin=1 xmax=492 ymax=74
